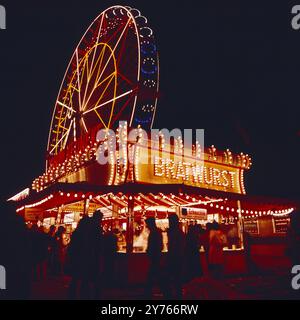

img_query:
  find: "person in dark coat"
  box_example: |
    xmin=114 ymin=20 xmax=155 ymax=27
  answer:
xmin=144 ymin=217 xmax=163 ymax=298
xmin=67 ymin=215 xmax=101 ymax=299
xmin=53 ymin=226 xmax=68 ymax=276
xmin=89 ymin=210 xmax=104 ymax=298
xmin=203 ymin=222 xmax=212 ymax=271
xmin=243 ymin=230 xmax=256 ymax=274
xmin=286 ymin=211 xmax=300 ymax=265
xmin=208 ymin=221 xmax=227 ymax=279
xmin=0 ymin=203 xmax=32 ymax=299
xmin=102 ymin=228 xmax=118 ymax=288
xmin=47 ymin=225 xmax=57 ymax=276
xmin=67 ymin=210 xmax=104 ymax=299
xmin=185 ymin=224 xmax=203 ymax=283
xmin=31 ymin=225 xmax=51 ymax=281
xmin=164 ymin=214 xmax=186 ymax=299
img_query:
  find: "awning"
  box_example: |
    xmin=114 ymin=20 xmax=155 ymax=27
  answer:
xmin=12 ymin=182 xmax=298 ymax=219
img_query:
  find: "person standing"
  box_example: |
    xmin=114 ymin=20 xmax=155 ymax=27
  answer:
xmin=47 ymin=225 xmax=57 ymax=276
xmin=89 ymin=210 xmax=104 ymax=299
xmin=67 ymin=211 xmax=104 ymax=299
xmin=185 ymin=224 xmax=203 ymax=283
xmin=144 ymin=217 xmax=163 ymax=298
xmin=0 ymin=204 xmax=32 ymax=299
xmin=243 ymin=230 xmax=256 ymax=274
xmin=208 ymin=221 xmax=227 ymax=279
xmin=203 ymin=222 xmax=212 ymax=272
xmin=67 ymin=216 xmax=92 ymax=299
xmin=164 ymin=214 xmax=186 ymax=299
xmin=102 ymin=228 xmax=118 ymax=288
xmin=54 ymin=226 xmax=68 ymax=276
xmin=286 ymin=212 xmax=300 ymax=265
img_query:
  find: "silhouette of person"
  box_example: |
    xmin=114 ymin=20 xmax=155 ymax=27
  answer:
xmin=67 ymin=216 xmax=93 ymax=299
xmin=0 ymin=203 xmax=32 ymax=299
xmin=47 ymin=225 xmax=57 ymax=276
xmin=203 ymin=222 xmax=212 ymax=272
xmin=285 ymin=211 xmax=300 ymax=298
xmin=243 ymin=230 xmax=256 ymax=274
xmin=209 ymin=221 xmax=227 ymax=279
xmin=102 ymin=228 xmax=118 ymax=288
xmin=185 ymin=224 xmax=203 ymax=283
xmin=30 ymin=225 xmax=50 ymax=281
xmin=286 ymin=211 xmax=300 ymax=265
xmin=53 ymin=226 xmax=68 ymax=276
xmin=164 ymin=214 xmax=185 ymax=299
xmin=89 ymin=210 xmax=104 ymax=298
xmin=144 ymin=217 xmax=163 ymax=298
xmin=68 ymin=211 xmax=104 ymax=299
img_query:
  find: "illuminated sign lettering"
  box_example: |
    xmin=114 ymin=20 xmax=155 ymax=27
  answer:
xmin=154 ymin=156 xmax=237 ymax=189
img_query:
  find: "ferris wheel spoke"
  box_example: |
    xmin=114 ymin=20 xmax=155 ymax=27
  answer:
xmin=54 ymin=124 xmax=68 ymax=132
xmin=88 ymin=46 xmax=107 ymax=97
xmin=79 ymin=54 xmax=92 ymax=111
xmin=105 ymin=16 xmax=128 ymax=46
xmin=82 ymin=18 xmax=131 ymax=111
xmin=57 ymin=110 xmax=73 ymax=135
xmin=118 ymin=71 xmax=134 ymax=86
xmin=79 ymin=55 xmax=89 ymax=92
xmin=115 ymin=23 xmax=130 ymax=67
xmin=81 ymin=117 xmax=88 ymax=133
xmin=68 ymin=60 xmax=84 ymax=94
xmin=95 ymin=75 xmax=117 ymax=128
xmin=75 ymin=49 xmax=83 ymax=111
xmin=90 ymin=45 xmax=106 ymax=82
xmin=84 ymin=72 xmax=116 ymax=114
xmin=83 ymin=89 xmax=133 ymax=116
xmin=93 ymin=53 xmax=115 ymax=90
xmin=61 ymin=84 xmax=78 ymax=117
xmin=62 ymin=119 xmax=74 ymax=149
xmin=50 ymin=119 xmax=74 ymax=154
xmin=56 ymin=100 xmax=76 ymax=114
xmin=68 ymin=84 xmax=79 ymax=93
xmin=89 ymin=13 xmax=104 ymax=74
xmin=94 ymin=109 xmax=108 ymax=128
xmin=95 ymin=71 xmax=116 ymax=90
xmin=73 ymin=118 xmax=77 ymax=142
xmin=111 ymin=92 xmax=135 ymax=124
xmin=92 ymin=74 xmax=115 ymax=110
xmin=82 ymin=46 xmax=106 ymax=110
xmin=91 ymin=17 xmax=132 ymax=96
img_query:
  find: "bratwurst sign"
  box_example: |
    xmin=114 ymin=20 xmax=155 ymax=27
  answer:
xmin=134 ymin=144 xmax=250 ymax=194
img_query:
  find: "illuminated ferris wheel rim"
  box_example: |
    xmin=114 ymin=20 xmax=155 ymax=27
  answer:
xmin=47 ymin=5 xmax=159 ymax=168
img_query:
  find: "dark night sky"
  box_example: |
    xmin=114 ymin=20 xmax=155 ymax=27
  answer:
xmin=0 ymin=0 xmax=299 ymax=201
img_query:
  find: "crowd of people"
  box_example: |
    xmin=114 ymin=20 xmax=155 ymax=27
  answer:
xmin=0 ymin=205 xmax=118 ymax=299
xmin=144 ymin=214 xmax=228 ymax=299
xmin=1 ymin=202 xmax=300 ymax=300
xmin=0 ymin=203 xmax=229 ymax=299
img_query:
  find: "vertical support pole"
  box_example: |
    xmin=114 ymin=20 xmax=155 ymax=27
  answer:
xmin=83 ymin=198 xmax=89 ymax=216
xmin=112 ymin=203 xmax=119 ymax=230
xmin=56 ymin=206 xmax=63 ymax=226
xmin=237 ymin=200 xmax=244 ymax=249
xmin=126 ymin=195 xmax=134 ymax=253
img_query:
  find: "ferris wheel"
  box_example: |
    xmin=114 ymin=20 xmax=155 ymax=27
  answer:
xmin=47 ymin=5 xmax=159 ymax=165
